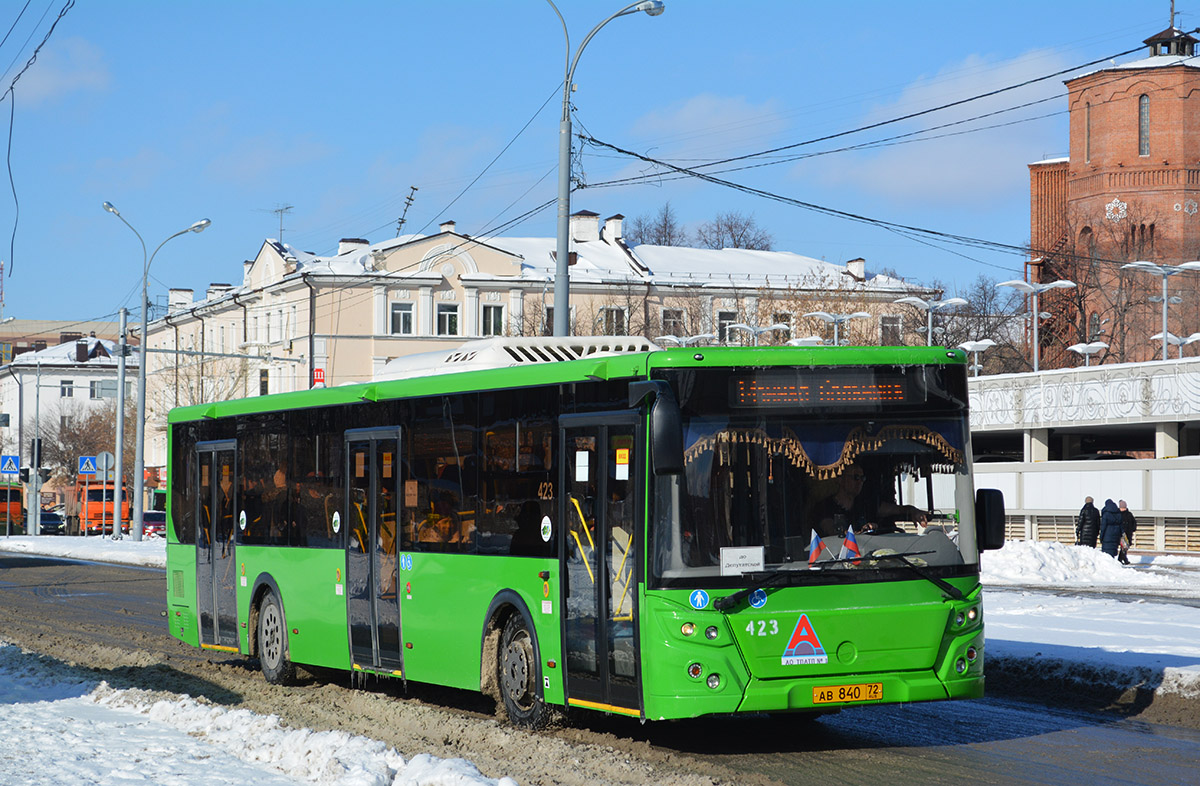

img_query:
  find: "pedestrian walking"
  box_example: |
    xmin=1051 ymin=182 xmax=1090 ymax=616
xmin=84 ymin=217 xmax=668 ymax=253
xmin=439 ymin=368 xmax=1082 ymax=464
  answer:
xmin=1099 ymin=498 xmax=1123 ymax=559
xmin=1117 ymin=500 xmax=1138 ymax=565
xmin=1076 ymin=496 xmax=1100 ymax=548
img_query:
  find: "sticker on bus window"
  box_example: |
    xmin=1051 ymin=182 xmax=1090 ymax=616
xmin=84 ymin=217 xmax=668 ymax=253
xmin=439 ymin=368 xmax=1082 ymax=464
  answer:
xmin=614 ymin=447 xmax=629 ymax=481
xmin=540 ymin=516 xmax=552 ymax=542
xmin=200 ymin=464 xmax=209 ymax=487
xmin=382 ymin=452 xmax=393 ymax=479
xmin=239 ymin=510 xmax=247 ymax=531
xmin=332 ymin=511 xmax=341 ymax=534
xmin=355 ymin=451 xmax=366 ymax=478
xmin=404 ymin=480 xmax=418 ymax=508
xmin=575 ymin=451 xmax=589 ymax=483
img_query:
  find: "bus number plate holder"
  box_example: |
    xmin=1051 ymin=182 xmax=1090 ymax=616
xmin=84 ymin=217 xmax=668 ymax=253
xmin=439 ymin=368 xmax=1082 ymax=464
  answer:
xmin=813 ymin=682 xmax=882 ymax=704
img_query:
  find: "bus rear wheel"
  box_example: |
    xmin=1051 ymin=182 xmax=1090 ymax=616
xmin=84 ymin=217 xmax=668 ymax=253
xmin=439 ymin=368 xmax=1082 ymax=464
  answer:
xmin=498 ymin=614 xmax=553 ymax=729
xmin=258 ymin=592 xmax=297 ymax=685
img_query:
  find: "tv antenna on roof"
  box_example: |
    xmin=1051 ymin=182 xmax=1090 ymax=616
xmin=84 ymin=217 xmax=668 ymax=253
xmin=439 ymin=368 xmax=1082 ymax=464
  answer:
xmin=258 ymin=203 xmax=294 ymax=243
xmin=396 ymin=186 xmax=418 ymax=237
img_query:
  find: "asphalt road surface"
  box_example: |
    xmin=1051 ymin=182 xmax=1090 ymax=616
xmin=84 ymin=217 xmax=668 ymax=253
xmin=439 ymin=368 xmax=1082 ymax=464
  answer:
xmin=1 ymin=552 xmax=1198 ymax=786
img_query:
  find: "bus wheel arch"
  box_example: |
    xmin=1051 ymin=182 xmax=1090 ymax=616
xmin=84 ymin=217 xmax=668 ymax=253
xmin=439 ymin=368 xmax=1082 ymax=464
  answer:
xmin=481 ymin=592 xmax=558 ymax=728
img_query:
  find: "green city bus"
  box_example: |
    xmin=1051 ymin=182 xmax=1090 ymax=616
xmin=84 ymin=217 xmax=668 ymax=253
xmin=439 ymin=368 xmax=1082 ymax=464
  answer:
xmin=165 ymin=337 xmax=1004 ymax=726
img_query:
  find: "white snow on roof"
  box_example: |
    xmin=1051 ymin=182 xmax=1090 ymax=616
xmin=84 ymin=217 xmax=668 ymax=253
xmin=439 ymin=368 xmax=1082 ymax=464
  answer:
xmin=482 ymin=236 xmax=644 ymax=283
xmin=1030 ymin=156 xmax=1069 ymax=166
xmin=632 ymin=245 xmax=915 ymax=291
xmin=6 ymin=338 xmax=136 ymax=368
xmin=1076 ymin=53 xmax=1200 ymax=80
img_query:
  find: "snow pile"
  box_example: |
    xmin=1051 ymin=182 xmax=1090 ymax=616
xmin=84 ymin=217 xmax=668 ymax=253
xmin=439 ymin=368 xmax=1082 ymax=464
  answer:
xmin=0 ymin=534 xmax=166 ymax=568
xmin=981 ymin=540 xmax=1195 ymax=593
xmin=0 ymin=641 xmax=516 ymax=786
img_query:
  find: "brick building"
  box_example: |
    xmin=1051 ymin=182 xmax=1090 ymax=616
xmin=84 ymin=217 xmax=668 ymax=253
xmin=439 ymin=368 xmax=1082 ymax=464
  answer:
xmin=1029 ymin=24 xmax=1200 ymax=366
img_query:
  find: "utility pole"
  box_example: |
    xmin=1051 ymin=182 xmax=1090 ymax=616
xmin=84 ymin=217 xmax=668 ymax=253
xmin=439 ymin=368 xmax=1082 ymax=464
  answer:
xmin=115 ymin=308 xmax=127 ymax=537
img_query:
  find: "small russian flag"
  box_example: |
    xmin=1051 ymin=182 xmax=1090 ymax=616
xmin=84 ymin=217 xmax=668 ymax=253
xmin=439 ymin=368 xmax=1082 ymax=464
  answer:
xmin=838 ymin=525 xmax=861 ymax=564
xmin=808 ymin=529 xmax=827 ymax=566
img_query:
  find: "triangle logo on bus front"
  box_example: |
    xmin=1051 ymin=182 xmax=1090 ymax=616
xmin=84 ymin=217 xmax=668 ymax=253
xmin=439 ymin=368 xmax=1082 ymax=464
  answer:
xmin=781 ymin=613 xmax=828 ymax=665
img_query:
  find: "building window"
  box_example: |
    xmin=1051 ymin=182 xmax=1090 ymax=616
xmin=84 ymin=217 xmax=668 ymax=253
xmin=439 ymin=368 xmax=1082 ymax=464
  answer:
xmin=60 ymin=380 xmax=74 ymax=398
xmin=1139 ymin=94 xmax=1149 ymax=156
xmin=390 ymin=302 xmax=414 ymax=335
xmin=482 ymin=304 xmax=505 ymax=336
xmin=259 ymin=368 xmax=269 ymax=396
xmin=717 ymin=310 xmax=738 ymax=342
xmin=881 ymin=315 xmax=902 ymax=345
xmin=0 ymin=342 xmax=10 ymax=364
xmin=599 ymin=307 xmax=626 ymax=336
xmin=661 ymin=308 xmax=684 ymax=336
xmin=1085 ymin=102 xmax=1091 ymax=162
xmin=542 ymin=306 xmax=554 ymax=337
xmin=61 ymin=415 xmax=74 ymax=431
xmin=437 ymin=303 xmax=460 ymax=336
xmin=90 ymin=380 xmax=117 ymax=399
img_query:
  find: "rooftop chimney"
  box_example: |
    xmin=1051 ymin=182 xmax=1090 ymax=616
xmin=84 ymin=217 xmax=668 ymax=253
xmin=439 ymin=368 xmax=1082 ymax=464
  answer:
xmin=602 ymin=214 xmax=624 ymax=244
xmin=207 ymin=283 xmax=234 ymax=300
xmin=168 ymin=288 xmax=194 ymax=313
xmin=439 ymin=220 xmax=457 ymax=234
xmin=570 ymin=210 xmax=600 ymax=243
xmin=846 ymin=258 xmax=866 ymax=281
xmin=337 ymin=238 xmax=369 ymax=255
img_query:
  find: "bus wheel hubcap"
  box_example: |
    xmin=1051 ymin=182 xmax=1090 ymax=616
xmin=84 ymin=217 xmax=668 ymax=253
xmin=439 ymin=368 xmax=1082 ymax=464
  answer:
xmin=502 ymin=634 xmax=532 ymax=707
xmin=262 ymin=605 xmax=281 ymax=665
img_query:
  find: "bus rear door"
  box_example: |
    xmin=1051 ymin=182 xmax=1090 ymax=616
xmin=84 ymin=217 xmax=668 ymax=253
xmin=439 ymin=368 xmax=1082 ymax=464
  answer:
xmin=560 ymin=415 xmax=641 ymax=718
xmin=196 ymin=441 xmax=239 ymax=651
xmin=344 ymin=428 xmax=403 ymax=676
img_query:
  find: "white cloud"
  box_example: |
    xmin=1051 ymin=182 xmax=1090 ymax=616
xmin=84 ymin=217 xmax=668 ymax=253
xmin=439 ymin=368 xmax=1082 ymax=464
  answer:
xmin=630 ymin=93 xmax=789 ymax=160
xmin=803 ymin=49 xmax=1071 ymax=207
xmin=15 ymin=37 xmax=110 ymax=104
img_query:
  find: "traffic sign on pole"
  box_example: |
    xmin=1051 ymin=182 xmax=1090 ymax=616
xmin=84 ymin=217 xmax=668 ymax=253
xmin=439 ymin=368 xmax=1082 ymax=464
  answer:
xmin=79 ymin=456 xmax=98 ymax=475
xmin=0 ymin=455 xmax=17 ymax=474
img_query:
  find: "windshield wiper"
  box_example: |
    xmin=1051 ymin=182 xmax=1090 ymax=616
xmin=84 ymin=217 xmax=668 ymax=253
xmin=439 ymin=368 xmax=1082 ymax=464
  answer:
xmin=713 ymin=569 xmax=801 ymax=611
xmin=819 ymin=550 xmax=966 ymax=600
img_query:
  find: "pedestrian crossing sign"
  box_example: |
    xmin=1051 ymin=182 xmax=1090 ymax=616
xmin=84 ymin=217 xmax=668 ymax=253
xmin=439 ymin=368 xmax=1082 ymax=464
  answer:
xmin=0 ymin=455 xmax=17 ymax=474
xmin=78 ymin=456 xmax=98 ymax=474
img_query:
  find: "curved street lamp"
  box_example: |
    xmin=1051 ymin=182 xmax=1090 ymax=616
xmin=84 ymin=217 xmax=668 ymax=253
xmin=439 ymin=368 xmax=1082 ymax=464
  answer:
xmin=786 ymin=336 xmax=826 ymax=347
xmin=1066 ymin=340 xmax=1108 ymax=367
xmin=997 ymin=279 xmax=1075 ymax=372
xmin=103 ymin=202 xmax=211 ymax=541
xmin=894 ymin=296 xmax=967 ymax=346
xmin=957 ymin=338 xmax=996 ymax=376
xmin=1121 ymin=261 xmax=1200 ymax=361
xmin=1150 ymin=331 xmax=1200 ymax=359
xmin=803 ymin=311 xmax=870 ymax=347
xmin=547 ymin=0 xmax=665 ymax=336
xmin=726 ymin=322 xmax=790 ymax=346
xmin=656 ymin=333 xmax=714 ymax=347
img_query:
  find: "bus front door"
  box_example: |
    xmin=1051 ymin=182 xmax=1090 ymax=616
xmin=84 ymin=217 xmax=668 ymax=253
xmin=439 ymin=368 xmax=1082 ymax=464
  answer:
xmin=345 ymin=429 xmax=403 ymax=675
xmin=561 ymin=418 xmax=641 ymax=717
xmin=196 ymin=441 xmax=239 ymax=651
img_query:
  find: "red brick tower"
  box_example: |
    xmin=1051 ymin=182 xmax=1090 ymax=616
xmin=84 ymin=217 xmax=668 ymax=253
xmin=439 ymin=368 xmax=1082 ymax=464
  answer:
xmin=1029 ymin=24 xmax=1200 ymax=365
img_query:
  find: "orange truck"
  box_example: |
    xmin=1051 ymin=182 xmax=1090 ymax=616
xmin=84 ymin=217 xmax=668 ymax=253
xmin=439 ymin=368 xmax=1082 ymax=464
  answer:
xmin=64 ymin=476 xmax=130 ymax=535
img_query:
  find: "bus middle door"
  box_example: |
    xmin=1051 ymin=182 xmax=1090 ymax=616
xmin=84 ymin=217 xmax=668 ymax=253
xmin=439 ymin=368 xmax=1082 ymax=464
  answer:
xmin=560 ymin=416 xmax=641 ymax=718
xmin=345 ymin=428 xmax=403 ymax=676
xmin=196 ymin=440 xmax=239 ymax=651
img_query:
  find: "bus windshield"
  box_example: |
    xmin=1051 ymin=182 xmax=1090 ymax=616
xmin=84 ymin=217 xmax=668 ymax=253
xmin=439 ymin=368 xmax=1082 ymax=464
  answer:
xmin=650 ymin=365 xmax=979 ymax=589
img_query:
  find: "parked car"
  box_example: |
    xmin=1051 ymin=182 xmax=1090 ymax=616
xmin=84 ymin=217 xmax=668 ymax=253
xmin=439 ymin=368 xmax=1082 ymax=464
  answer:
xmin=39 ymin=509 xmax=66 ymax=535
xmin=142 ymin=510 xmax=167 ymax=538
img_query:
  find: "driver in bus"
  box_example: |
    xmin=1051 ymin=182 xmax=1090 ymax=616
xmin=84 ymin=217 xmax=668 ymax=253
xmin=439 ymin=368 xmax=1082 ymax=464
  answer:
xmin=814 ymin=461 xmax=927 ymax=538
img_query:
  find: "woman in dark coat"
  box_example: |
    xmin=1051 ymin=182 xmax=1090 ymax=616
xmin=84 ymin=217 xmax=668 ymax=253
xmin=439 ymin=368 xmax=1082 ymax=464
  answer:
xmin=1099 ymin=499 xmax=1123 ymax=558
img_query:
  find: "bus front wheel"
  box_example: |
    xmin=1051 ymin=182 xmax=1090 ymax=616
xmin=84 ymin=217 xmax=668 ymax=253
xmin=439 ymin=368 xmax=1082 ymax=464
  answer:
xmin=498 ymin=614 xmax=553 ymax=729
xmin=258 ymin=592 xmax=297 ymax=685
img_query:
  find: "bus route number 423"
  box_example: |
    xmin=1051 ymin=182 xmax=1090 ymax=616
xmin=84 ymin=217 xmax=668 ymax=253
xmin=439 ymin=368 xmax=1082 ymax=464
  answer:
xmin=813 ymin=683 xmax=883 ymax=704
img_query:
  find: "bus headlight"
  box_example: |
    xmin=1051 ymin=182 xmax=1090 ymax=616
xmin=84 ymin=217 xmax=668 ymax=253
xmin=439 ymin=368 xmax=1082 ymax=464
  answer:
xmin=681 ymin=622 xmax=696 ymax=636
xmin=687 ymin=663 xmax=703 ymax=679
xmin=705 ymin=626 xmax=719 ymax=640
xmin=955 ymin=658 xmax=967 ymax=674
xmin=967 ymin=606 xmax=979 ymax=622
xmin=706 ymin=673 xmax=721 ymax=689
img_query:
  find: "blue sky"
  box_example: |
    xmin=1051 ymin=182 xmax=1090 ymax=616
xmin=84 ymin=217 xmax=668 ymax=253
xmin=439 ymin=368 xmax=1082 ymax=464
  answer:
xmin=0 ymin=0 xmax=1179 ymax=326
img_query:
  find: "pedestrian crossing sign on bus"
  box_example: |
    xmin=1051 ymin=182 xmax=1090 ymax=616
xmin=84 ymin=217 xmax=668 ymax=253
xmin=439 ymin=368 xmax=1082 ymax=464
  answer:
xmin=0 ymin=455 xmax=17 ymax=474
xmin=78 ymin=456 xmax=98 ymax=474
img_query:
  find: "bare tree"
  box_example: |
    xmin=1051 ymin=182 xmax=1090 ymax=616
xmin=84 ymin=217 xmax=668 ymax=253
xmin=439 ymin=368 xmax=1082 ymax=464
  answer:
xmin=33 ymin=399 xmax=136 ymax=483
xmin=695 ymin=211 xmax=773 ymax=251
xmin=625 ymin=202 xmax=691 ymax=247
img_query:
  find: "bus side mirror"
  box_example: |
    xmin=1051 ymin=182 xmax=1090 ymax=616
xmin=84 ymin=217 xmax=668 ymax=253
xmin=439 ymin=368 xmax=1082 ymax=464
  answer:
xmin=629 ymin=380 xmax=685 ymax=476
xmin=974 ymin=488 xmax=1005 ymax=551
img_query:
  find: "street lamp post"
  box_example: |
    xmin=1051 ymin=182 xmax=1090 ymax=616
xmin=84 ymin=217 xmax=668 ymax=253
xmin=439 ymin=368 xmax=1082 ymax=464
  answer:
xmin=894 ymin=296 xmax=968 ymax=346
xmin=997 ymin=279 xmax=1076 ymax=372
xmin=726 ymin=322 xmax=790 ymax=346
xmin=1120 ymin=261 xmax=1200 ymax=361
xmin=957 ymin=339 xmax=997 ymax=376
xmin=547 ymin=0 xmax=664 ymax=337
xmin=1150 ymin=332 xmax=1200 ymax=359
xmin=802 ymin=311 xmax=870 ymax=346
xmin=103 ymin=202 xmax=210 ymax=541
xmin=1067 ymin=341 xmax=1108 ymax=367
